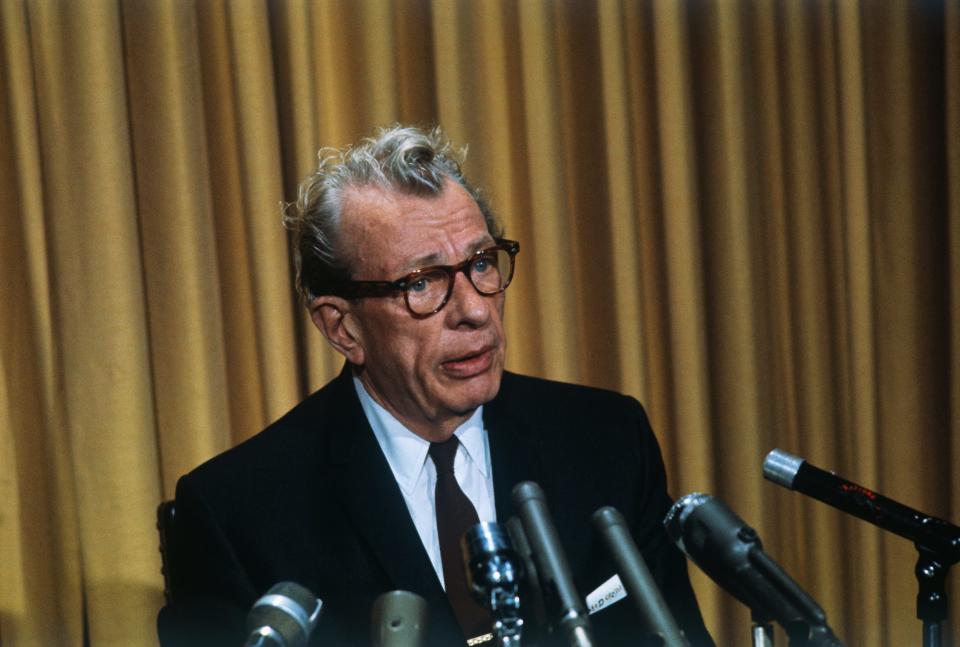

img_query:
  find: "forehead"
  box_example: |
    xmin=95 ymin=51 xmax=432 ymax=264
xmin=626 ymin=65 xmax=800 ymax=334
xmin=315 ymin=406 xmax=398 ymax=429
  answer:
xmin=340 ymin=179 xmax=492 ymax=277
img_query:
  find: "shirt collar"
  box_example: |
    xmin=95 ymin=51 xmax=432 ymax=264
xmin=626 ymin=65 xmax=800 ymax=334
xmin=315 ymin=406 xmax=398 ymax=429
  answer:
xmin=353 ymin=376 xmax=489 ymax=495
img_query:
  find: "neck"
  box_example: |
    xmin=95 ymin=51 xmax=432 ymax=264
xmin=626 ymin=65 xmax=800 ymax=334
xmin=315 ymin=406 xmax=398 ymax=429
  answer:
xmin=354 ymin=371 xmax=473 ymax=443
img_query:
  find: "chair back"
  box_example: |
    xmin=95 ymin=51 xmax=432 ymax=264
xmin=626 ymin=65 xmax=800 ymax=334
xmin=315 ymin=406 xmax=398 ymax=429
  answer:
xmin=156 ymin=500 xmax=178 ymax=605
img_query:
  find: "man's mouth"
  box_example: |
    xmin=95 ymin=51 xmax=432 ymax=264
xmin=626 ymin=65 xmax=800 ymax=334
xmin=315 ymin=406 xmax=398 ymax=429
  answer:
xmin=440 ymin=346 xmax=496 ymax=378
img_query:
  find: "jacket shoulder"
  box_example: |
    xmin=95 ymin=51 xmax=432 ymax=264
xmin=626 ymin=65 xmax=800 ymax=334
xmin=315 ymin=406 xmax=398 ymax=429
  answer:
xmin=497 ymin=371 xmax=645 ymax=420
xmin=178 ymin=373 xmax=355 ymax=494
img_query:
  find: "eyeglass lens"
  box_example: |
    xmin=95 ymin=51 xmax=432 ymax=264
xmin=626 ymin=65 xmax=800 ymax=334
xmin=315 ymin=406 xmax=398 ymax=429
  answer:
xmin=406 ymin=248 xmax=513 ymax=314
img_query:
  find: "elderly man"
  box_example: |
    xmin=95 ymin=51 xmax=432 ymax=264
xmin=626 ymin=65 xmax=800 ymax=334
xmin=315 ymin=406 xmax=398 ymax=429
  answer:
xmin=157 ymin=125 xmax=712 ymax=646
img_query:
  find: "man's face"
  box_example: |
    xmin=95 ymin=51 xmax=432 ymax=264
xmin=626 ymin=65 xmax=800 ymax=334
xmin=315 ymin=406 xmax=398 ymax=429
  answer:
xmin=330 ymin=179 xmax=507 ymax=440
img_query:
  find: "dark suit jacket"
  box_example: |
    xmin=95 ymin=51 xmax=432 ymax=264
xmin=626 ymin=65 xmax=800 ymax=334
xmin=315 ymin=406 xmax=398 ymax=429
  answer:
xmin=157 ymin=369 xmax=713 ymax=646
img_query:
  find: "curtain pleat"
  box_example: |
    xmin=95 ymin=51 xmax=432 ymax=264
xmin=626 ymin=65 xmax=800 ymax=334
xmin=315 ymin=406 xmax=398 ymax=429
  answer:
xmin=647 ymin=2 xmax=727 ymax=631
xmin=121 ymin=0 xmax=232 ymax=493
xmin=1 ymin=1 xmax=957 ymax=645
xmin=15 ymin=0 xmax=165 ymax=643
xmin=223 ymin=1 xmax=301 ymax=424
xmin=0 ymin=0 xmax=84 ymax=643
xmin=833 ymin=2 xmax=886 ymax=640
xmin=650 ymin=0 xmax=716 ymax=508
xmin=190 ymin=0 xmax=268 ymax=445
xmin=517 ymin=1 xmax=578 ymax=383
xmin=598 ymin=0 xmax=647 ymax=401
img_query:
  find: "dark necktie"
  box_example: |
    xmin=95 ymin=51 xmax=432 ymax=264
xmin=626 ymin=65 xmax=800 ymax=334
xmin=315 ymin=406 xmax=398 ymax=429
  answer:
xmin=429 ymin=436 xmax=491 ymax=641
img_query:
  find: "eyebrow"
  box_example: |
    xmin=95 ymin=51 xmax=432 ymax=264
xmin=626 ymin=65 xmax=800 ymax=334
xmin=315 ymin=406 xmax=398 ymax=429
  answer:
xmin=404 ymin=235 xmax=495 ymax=272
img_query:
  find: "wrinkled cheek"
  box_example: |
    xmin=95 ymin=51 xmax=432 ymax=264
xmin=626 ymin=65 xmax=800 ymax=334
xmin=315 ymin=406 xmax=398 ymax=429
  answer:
xmin=476 ymin=362 xmax=505 ymax=402
xmin=416 ymin=365 xmax=438 ymax=401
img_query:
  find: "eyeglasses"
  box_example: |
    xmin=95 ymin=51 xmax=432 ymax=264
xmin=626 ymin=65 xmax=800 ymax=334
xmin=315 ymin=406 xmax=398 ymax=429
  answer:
xmin=332 ymin=239 xmax=520 ymax=317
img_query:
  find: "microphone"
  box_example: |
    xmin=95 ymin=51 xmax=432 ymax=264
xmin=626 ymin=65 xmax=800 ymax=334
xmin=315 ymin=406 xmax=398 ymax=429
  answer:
xmin=370 ymin=590 xmax=428 ymax=647
xmin=664 ymin=493 xmax=843 ymax=646
xmin=461 ymin=522 xmax=524 ymax=646
xmin=764 ymin=449 xmax=960 ymax=563
xmin=512 ymin=481 xmax=594 ymax=647
xmin=592 ymin=506 xmax=687 ymax=647
xmin=244 ymin=581 xmax=323 ymax=647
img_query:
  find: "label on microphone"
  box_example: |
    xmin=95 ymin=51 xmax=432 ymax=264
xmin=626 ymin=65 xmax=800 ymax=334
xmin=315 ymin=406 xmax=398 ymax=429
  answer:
xmin=585 ymin=574 xmax=626 ymax=615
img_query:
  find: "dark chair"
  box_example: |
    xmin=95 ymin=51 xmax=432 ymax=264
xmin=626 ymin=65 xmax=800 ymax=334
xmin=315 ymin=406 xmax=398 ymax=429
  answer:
xmin=156 ymin=500 xmax=178 ymax=605
xmin=156 ymin=501 xmax=248 ymax=643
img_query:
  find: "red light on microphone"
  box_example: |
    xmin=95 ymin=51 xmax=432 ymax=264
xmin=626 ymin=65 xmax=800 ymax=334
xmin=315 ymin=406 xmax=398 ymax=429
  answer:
xmin=841 ymin=483 xmax=877 ymax=500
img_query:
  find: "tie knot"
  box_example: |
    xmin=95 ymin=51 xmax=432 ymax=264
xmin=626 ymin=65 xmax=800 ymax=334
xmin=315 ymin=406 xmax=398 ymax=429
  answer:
xmin=429 ymin=436 xmax=460 ymax=475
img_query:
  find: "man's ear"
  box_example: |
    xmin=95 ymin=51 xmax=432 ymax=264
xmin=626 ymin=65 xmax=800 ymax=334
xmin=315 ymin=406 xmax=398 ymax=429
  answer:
xmin=309 ymin=296 xmax=365 ymax=365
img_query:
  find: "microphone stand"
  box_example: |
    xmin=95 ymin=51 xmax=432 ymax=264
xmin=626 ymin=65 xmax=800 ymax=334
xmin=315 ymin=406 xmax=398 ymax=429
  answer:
xmin=911 ymin=513 xmax=958 ymax=647
xmin=763 ymin=449 xmax=959 ymax=646
xmin=916 ymin=545 xmax=951 ymax=647
xmin=751 ymin=615 xmax=774 ymax=647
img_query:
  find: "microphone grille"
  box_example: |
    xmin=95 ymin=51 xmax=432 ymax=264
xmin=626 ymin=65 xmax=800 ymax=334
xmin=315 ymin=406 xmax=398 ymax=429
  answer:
xmin=663 ymin=492 xmax=711 ymax=550
xmin=511 ymin=481 xmax=546 ymax=507
xmin=247 ymin=582 xmax=322 ymax=647
xmin=462 ymin=521 xmax=511 ymax=557
xmin=763 ymin=449 xmax=803 ymax=488
xmin=263 ymin=581 xmax=319 ymax=613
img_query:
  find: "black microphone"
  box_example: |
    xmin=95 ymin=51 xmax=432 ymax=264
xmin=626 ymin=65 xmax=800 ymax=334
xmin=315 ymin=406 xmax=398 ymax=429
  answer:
xmin=461 ymin=522 xmax=524 ymax=646
xmin=664 ymin=493 xmax=844 ymax=646
xmin=592 ymin=506 xmax=687 ymax=647
xmin=764 ymin=449 xmax=960 ymax=564
xmin=244 ymin=581 xmax=323 ymax=647
xmin=512 ymin=481 xmax=594 ymax=647
xmin=370 ymin=590 xmax=428 ymax=647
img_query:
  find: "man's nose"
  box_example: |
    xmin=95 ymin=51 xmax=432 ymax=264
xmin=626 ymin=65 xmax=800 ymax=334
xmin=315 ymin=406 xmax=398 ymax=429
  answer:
xmin=445 ymin=270 xmax=491 ymax=326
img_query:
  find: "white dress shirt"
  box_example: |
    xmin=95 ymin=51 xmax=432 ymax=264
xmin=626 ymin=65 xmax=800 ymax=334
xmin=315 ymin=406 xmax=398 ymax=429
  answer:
xmin=353 ymin=377 xmax=497 ymax=587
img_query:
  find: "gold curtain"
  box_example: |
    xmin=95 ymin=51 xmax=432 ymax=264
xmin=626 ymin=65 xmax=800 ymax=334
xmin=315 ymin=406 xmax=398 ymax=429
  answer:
xmin=1 ymin=1 xmax=957 ymax=645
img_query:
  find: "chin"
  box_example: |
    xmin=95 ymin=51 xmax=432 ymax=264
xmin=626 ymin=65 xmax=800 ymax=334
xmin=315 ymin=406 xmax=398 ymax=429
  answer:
xmin=447 ymin=369 xmax=504 ymax=415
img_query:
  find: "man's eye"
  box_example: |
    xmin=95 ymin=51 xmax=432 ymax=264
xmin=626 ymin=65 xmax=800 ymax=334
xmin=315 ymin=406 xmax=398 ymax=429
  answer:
xmin=408 ymin=277 xmax=429 ymax=292
xmin=472 ymin=257 xmax=492 ymax=273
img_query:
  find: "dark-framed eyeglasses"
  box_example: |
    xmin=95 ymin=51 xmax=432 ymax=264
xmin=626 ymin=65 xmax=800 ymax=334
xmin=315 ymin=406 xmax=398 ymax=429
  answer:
xmin=332 ymin=239 xmax=520 ymax=317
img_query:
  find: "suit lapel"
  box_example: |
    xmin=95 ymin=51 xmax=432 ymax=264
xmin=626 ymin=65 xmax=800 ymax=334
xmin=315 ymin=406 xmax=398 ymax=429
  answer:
xmin=484 ymin=374 xmax=545 ymax=522
xmin=323 ymin=370 xmax=463 ymax=640
xmin=485 ymin=374 xmax=594 ymax=582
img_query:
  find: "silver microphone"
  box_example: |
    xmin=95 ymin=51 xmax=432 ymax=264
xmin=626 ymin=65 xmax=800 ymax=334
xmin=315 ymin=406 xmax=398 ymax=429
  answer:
xmin=461 ymin=521 xmax=524 ymax=646
xmin=244 ymin=581 xmax=323 ymax=647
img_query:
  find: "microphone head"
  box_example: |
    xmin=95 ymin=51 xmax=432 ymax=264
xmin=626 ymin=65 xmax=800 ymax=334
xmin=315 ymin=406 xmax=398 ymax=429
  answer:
xmin=461 ymin=522 xmax=524 ymax=606
xmin=663 ymin=492 xmax=711 ymax=554
xmin=664 ymin=494 xmax=770 ymax=609
xmin=511 ymin=481 xmax=546 ymax=507
xmin=763 ymin=449 xmax=804 ymax=489
xmin=370 ymin=590 xmax=428 ymax=647
xmin=461 ymin=522 xmax=525 ymax=643
xmin=664 ymin=493 xmax=761 ymax=559
xmin=246 ymin=582 xmax=322 ymax=647
xmin=591 ymin=505 xmax=628 ymax=533
xmin=462 ymin=520 xmax=513 ymax=556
